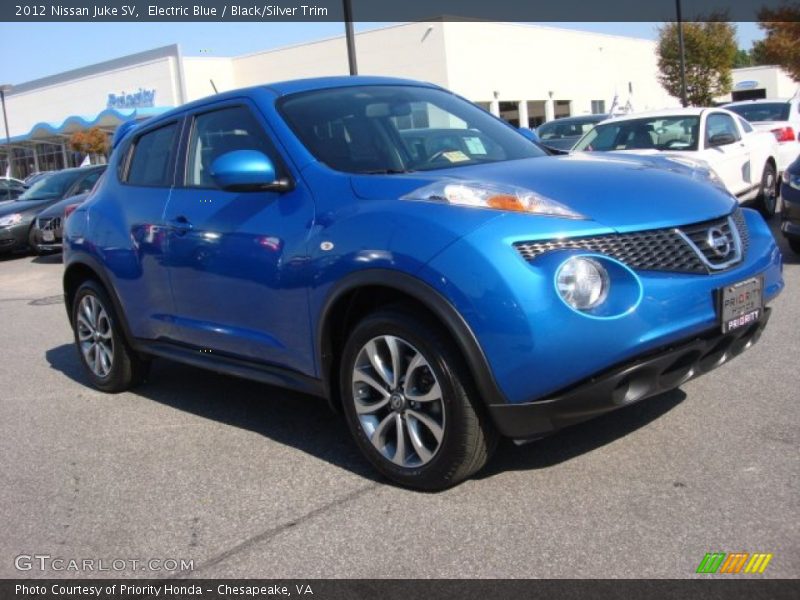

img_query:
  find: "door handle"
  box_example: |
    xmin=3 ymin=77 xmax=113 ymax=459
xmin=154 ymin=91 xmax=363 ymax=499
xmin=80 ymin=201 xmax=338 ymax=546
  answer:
xmin=169 ymin=216 xmax=193 ymax=234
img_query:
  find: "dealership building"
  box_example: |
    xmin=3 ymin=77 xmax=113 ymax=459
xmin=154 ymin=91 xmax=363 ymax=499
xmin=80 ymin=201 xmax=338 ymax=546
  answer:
xmin=0 ymin=20 xmax=708 ymax=177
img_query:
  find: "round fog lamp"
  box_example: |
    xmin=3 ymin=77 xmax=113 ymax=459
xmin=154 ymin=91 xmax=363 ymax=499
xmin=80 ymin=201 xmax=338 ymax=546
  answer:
xmin=557 ymin=257 xmax=610 ymax=310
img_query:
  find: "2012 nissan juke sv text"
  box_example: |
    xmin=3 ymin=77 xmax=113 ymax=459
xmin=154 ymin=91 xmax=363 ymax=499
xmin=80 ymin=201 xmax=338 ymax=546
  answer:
xmin=62 ymin=77 xmax=784 ymax=490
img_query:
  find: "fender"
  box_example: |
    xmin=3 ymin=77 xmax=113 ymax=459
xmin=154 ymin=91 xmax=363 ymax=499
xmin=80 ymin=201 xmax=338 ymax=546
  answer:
xmin=63 ymin=251 xmax=139 ymax=351
xmin=316 ymin=268 xmax=508 ymax=407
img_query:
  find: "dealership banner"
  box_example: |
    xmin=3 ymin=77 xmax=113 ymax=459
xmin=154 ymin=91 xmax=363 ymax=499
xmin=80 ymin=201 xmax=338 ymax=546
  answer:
xmin=2 ymin=580 xmax=798 ymax=599
xmin=1 ymin=0 xmax=797 ymax=22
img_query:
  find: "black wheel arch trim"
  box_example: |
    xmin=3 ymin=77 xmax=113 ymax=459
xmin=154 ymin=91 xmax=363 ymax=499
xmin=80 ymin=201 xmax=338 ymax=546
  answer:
xmin=316 ymin=268 xmax=508 ymax=409
xmin=63 ymin=253 xmax=138 ymax=348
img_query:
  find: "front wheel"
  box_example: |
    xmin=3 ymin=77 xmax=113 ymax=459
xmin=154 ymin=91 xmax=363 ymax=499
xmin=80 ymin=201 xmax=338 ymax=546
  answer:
xmin=757 ymin=162 xmax=778 ymax=217
xmin=339 ymin=307 xmax=497 ymax=490
xmin=71 ymin=280 xmax=149 ymax=392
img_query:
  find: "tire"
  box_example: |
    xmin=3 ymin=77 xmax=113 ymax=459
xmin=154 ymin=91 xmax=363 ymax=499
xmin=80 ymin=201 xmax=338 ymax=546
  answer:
xmin=71 ymin=280 xmax=149 ymax=393
xmin=27 ymin=224 xmax=42 ymax=255
xmin=339 ymin=306 xmax=498 ymax=490
xmin=788 ymin=237 xmax=800 ymax=255
xmin=757 ymin=162 xmax=778 ymax=217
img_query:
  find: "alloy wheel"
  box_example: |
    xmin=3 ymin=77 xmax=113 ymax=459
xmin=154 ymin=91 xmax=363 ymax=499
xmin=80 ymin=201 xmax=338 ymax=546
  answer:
xmin=352 ymin=335 xmax=445 ymax=468
xmin=76 ymin=294 xmax=114 ymax=378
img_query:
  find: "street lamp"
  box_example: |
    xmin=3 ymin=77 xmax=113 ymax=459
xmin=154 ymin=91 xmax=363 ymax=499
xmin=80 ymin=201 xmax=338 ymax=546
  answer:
xmin=343 ymin=0 xmax=357 ymax=75
xmin=676 ymin=0 xmax=688 ymax=107
xmin=0 ymin=84 xmax=12 ymax=191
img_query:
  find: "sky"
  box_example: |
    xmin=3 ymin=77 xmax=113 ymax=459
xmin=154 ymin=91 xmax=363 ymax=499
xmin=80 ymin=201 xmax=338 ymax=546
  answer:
xmin=0 ymin=21 xmax=765 ymax=86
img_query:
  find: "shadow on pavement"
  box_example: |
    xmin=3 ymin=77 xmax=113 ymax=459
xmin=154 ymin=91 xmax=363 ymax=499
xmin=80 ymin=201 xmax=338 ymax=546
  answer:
xmin=46 ymin=343 xmax=688 ymax=485
xmin=32 ymin=252 xmax=62 ymax=265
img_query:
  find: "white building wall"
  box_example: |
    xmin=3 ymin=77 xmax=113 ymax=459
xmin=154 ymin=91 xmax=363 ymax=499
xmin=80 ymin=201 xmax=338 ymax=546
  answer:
xmin=231 ymin=22 xmax=449 ymax=88
xmin=441 ymin=21 xmax=678 ymax=115
xmin=183 ymin=56 xmax=236 ymax=101
xmin=5 ymin=56 xmax=182 ymax=138
xmin=719 ymin=65 xmax=800 ymax=102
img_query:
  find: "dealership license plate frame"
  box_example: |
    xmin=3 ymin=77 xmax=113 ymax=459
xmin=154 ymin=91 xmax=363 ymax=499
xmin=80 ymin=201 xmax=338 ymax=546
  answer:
xmin=719 ymin=276 xmax=764 ymax=334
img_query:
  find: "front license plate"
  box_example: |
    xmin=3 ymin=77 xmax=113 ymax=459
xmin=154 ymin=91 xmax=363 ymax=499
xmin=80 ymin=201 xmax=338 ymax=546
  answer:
xmin=42 ymin=230 xmax=55 ymax=242
xmin=720 ymin=276 xmax=763 ymax=334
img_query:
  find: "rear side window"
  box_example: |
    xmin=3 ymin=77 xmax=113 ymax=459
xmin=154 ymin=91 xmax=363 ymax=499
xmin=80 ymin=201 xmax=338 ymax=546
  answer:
xmin=74 ymin=170 xmax=103 ymax=194
xmin=727 ymin=102 xmax=790 ymax=122
xmin=186 ymin=106 xmax=280 ymax=188
xmin=126 ymin=123 xmax=178 ymax=187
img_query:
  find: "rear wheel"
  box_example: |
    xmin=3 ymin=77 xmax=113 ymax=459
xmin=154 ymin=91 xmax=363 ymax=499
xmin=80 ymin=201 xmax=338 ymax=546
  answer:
xmin=757 ymin=162 xmax=777 ymax=217
xmin=339 ymin=307 xmax=497 ymax=490
xmin=71 ymin=280 xmax=149 ymax=392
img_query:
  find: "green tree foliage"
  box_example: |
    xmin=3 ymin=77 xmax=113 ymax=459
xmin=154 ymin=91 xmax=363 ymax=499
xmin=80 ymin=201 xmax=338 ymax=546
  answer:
xmin=657 ymin=19 xmax=738 ymax=105
xmin=756 ymin=3 xmax=800 ymax=81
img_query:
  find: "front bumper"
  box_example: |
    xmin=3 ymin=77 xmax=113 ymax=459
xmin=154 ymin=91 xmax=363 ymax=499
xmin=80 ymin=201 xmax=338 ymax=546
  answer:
xmin=0 ymin=222 xmax=29 ymax=253
xmin=488 ymin=309 xmax=770 ymax=439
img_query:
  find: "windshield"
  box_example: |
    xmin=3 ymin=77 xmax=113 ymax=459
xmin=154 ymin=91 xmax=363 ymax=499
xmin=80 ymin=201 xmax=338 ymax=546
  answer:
xmin=17 ymin=170 xmax=81 ymax=201
xmin=537 ymin=117 xmax=602 ymax=141
xmin=573 ymin=116 xmax=701 ymax=152
xmin=726 ymin=102 xmax=790 ymax=122
xmin=279 ymin=85 xmax=546 ymax=173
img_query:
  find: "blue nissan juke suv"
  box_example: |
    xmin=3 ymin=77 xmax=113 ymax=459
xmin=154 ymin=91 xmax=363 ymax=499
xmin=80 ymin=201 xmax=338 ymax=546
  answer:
xmin=63 ymin=77 xmax=784 ymax=490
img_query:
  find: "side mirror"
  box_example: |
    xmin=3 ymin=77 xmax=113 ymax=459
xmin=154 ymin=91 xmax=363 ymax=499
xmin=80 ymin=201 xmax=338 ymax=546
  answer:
xmin=209 ymin=150 xmax=292 ymax=192
xmin=707 ymin=132 xmax=736 ymax=148
xmin=518 ymin=127 xmax=540 ymax=143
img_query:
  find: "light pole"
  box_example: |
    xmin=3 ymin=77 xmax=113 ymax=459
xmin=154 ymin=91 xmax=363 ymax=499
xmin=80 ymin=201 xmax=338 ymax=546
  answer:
xmin=343 ymin=0 xmax=357 ymax=75
xmin=676 ymin=0 xmax=688 ymax=107
xmin=0 ymin=84 xmax=13 ymax=182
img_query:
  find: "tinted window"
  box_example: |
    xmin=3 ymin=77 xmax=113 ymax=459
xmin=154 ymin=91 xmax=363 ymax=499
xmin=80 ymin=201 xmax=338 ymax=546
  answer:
xmin=17 ymin=170 xmax=84 ymax=201
xmin=279 ymin=85 xmax=545 ymax=174
xmin=127 ymin=123 xmax=178 ymax=186
xmin=574 ymin=116 xmax=701 ymax=152
xmin=537 ymin=117 xmax=602 ymax=141
xmin=706 ymin=113 xmax=740 ymax=144
xmin=186 ymin=106 xmax=279 ymax=187
xmin=726 ymin=102 xmax=790 ymax=122
xmin=73 ymin=169 xmax=104 ymax=194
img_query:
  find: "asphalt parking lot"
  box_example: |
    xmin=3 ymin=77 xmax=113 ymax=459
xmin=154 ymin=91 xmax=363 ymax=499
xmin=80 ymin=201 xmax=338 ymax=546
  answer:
xmin=0 ymin=217 xmax=797 ymax=580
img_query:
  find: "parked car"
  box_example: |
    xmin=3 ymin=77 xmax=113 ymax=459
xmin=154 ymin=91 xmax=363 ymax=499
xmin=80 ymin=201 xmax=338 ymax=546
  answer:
xmin=0 ymin=178 xmax=26 ymax=202
xmin=0 ymin=166 xmax=104 ymax=255
xmin=780 ymin=154 xmax=800 ymax=254
xmin=63 ymin=77 xmax=783 ymax=490
xmin=535 ymin=114 xmax=609 ymax=152
xmin=572 ymin=108 xmax=781 ymax=215
xmin=30 ymin=192 xmax=90 ymax=254
xmin=724 ymin=98 xmax=800 ymax=173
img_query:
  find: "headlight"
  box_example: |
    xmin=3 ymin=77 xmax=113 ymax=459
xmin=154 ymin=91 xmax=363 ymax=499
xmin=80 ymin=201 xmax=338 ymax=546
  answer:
xmin=400 ymin=181 xmax=585 ymax=218
xmin=556 ymin=257 xmax=609 ymax=310
xmin=784 ymin=170 xmax=800 ymax=191
xmin=0 ymin=213 xmax=23 ymax=227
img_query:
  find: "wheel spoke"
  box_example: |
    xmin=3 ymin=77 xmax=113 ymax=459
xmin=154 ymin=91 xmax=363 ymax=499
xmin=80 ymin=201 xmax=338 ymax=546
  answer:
xmin=370 ymin=412 xmax=395 ymax=449
xmin=403 ymin=351 xmax=425 ymax=390
xmin=392 ymin=414 xmax=406 ymax=465
xmin=407 ymin=409 xmax=444 ymax=443
xmin=405 ymin=379 xmax=442 ymax=403
xmin=365 ymin=340 xmax=394 ymax=389
xmin=353 ymin=368 xmax=390 ymax=398
xmin=406 ymin=415 xmax=433 ymax=463
xmin=93 ymin=343 xmax=102 ymax=375
xmin=385 ymin=336 xmax=401 ymax=389
xmin=355 ymin=395 xmax=389 ymax=415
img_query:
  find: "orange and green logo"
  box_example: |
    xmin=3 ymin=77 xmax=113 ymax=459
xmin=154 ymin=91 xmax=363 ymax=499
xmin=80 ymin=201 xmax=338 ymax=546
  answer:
xmin=696 ymin=552 xmax=773 ymax=574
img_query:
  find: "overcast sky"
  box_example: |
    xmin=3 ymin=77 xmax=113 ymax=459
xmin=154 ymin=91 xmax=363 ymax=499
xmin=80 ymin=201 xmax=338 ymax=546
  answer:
xmin=0 ymin=21 xmax=764 ymax=85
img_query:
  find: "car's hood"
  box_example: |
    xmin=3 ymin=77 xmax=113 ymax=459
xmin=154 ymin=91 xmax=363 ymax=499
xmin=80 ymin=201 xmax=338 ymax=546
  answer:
xmin=350 ymin=154 xmax=736 ymax=232
xmin=0 ymin=198 xmax=53 ymax=217
xmin=37 ymin=193 xmax=89 ymax=219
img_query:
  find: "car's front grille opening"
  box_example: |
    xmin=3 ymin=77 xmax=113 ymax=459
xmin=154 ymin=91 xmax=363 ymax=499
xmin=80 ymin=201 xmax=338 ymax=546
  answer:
xmin=514 ymin=208 xmax=748 ymax=274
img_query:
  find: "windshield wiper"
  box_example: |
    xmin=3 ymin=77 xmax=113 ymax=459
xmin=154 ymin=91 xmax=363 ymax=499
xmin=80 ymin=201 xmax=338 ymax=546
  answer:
xmin=359 ymin=168 xmax=415 ymax=175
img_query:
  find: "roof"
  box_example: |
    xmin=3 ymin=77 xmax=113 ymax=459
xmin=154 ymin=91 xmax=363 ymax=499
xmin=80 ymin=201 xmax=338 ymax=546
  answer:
xmin=597 ymin=107 xmax=722 ymax=124
xmin=724 ymin=98 xmax=796 ymax=106
xmin=263 ymin=75 xmax=440 ymax=96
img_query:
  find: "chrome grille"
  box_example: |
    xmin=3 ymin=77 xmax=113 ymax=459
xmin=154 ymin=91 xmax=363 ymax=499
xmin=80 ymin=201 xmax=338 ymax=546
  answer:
xmin=38 ymin=217 xmax=62 ymax=231
xmin=514 ymin=209 xmax=748 ymax=274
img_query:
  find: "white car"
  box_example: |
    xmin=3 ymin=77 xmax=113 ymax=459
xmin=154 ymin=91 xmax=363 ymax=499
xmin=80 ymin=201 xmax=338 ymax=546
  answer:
xmin=572 ymin=107 xmax=781 ymax=215
xmin=725 ymin=98 xmax=800 ymax=174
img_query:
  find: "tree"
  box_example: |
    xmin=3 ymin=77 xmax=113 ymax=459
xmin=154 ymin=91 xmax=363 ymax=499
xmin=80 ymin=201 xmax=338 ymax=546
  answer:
xmin=733 ymin=48 xmax=753 ymax=68
xmin=69 ymin=127 xmax=109 ymax=157
xmin=756 ymin=3 xmax=800 ymax=81
xmin=657 ymin=18 xmax=738 ymax=106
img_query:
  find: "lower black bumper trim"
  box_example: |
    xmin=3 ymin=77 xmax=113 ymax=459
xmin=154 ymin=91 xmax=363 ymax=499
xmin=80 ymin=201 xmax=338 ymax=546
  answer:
xmin=488 ymin=308 xmax=771 ymax=440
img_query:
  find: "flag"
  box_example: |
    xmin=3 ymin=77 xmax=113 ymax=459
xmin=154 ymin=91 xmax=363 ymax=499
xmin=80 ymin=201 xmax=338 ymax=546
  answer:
xmin=80 ymin=154 xmax=91 ymax=167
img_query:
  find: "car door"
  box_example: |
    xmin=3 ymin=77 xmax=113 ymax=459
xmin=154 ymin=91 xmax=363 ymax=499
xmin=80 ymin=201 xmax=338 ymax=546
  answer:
xmin=700 ymin=112 xmax=752 ymax=197
xmin=104 ymin=120 xmax=182 ymax=340
xmin=162 ymin=100 xmax=316 ymax=374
